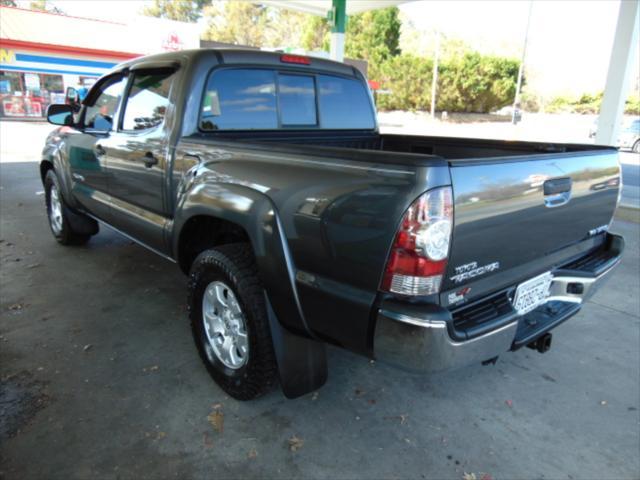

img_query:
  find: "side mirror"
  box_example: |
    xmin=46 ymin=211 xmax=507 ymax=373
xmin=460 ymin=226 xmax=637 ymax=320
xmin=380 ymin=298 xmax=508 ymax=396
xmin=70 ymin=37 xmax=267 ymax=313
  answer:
xmin=47 ymin=104 xmax=74 ymax=126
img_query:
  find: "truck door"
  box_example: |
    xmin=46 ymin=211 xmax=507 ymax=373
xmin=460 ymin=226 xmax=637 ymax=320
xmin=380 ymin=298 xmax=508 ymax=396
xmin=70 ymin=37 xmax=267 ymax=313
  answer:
xmin=65 ymin=73 xmax=126 ymax=221
xmin=96 ymin=68 xmax=178 ymax=255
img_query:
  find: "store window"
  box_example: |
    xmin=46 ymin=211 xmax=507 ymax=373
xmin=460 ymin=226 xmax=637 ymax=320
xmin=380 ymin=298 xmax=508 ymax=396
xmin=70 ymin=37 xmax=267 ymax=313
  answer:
xmin=0 ymin=71 xmax=65 ymax=119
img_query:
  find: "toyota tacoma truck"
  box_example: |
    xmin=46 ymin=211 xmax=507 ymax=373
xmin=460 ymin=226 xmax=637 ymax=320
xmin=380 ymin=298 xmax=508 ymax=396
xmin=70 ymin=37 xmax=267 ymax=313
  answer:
xmin=40 ymin=49 xmax=624 ymax=400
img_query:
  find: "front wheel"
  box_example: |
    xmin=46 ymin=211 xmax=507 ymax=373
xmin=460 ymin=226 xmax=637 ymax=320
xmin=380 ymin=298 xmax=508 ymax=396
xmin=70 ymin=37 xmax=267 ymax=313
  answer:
xmin=44 ymin=170 xmax=92 ymax=245
xmin=187 ymin=244 xmax=278 ymax=400
xmin=633 ymin=140 xmax=640 ymax=154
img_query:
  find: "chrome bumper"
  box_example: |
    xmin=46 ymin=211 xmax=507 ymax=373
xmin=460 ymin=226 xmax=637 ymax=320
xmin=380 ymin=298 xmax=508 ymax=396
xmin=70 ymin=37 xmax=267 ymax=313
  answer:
xmin=373 ymin=235 xmax=623 ymax=373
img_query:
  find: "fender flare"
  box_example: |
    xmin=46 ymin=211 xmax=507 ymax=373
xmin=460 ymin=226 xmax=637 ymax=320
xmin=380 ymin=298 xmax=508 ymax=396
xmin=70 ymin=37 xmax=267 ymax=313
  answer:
xmin=173 ymin=181 xmax=327 ymax=398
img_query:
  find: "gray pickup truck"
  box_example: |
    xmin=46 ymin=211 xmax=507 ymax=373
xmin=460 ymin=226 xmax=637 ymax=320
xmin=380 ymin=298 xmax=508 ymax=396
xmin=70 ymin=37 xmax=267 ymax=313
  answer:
xmin=41 ymin=49 xmax=624 ymax=400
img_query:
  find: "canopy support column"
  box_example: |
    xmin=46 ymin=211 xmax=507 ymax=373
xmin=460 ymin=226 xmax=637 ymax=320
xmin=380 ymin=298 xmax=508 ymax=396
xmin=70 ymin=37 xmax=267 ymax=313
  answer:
xmin=329 ymin=0 xmax=346 ymax=61
xmin=595 ymin=0 xmax=640 ymax=146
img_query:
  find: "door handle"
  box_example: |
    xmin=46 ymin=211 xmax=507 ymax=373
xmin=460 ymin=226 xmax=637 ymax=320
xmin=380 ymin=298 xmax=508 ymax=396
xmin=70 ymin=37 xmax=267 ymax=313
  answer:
xmin=143 ymin=152 xmax=158 ymax=168
xmin=95 ymin=144 xmax=106 ymax=157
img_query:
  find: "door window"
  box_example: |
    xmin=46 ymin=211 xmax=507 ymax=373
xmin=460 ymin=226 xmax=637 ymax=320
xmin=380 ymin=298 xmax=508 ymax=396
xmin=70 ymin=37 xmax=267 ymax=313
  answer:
xmin=121 ymin=70 xmax=175 ymax=131
xmin=84 ymin=75 xmax=125 ymax=131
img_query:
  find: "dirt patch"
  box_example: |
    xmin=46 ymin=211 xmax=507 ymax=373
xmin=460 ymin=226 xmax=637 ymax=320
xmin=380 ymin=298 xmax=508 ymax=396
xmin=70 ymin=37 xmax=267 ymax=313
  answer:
xmin=0 ymin=371 xmax=51 ymax=441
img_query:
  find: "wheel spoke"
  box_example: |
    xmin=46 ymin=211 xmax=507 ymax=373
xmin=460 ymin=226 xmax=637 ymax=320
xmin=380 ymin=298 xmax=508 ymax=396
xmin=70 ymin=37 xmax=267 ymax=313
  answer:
xmin=214 ymin=283 xmax=228 ymax=308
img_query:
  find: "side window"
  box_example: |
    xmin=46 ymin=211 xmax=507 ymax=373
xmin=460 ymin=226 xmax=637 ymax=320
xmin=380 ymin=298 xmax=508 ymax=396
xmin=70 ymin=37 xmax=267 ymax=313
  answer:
xmin=84 ymin=76 xmax=125 ymax=131
xmin=121 ymin=70 xmax=175 ymax=131
xmin=201 ymin=69 xmax=277 ymax=130
xmin=278 ymin=74 xmax=317 ymax=126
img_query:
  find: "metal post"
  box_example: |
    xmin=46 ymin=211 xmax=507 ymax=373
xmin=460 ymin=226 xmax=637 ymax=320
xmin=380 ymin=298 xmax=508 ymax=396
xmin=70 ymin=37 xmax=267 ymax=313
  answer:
xmin=595 ymin=0 xmax=640 ymax=146
xmin=330 ymin=0 xmax=346 ymax=61
xmin=512 ymin=0 xmax=533 ymax=124
xmin=430 ymin=31 xmax=440 ymax=119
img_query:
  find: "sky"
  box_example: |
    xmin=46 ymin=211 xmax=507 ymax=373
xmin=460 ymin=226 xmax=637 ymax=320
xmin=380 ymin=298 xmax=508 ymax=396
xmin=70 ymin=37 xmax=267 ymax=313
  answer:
xmin=23 ymin=0 xmax=639 ymax=98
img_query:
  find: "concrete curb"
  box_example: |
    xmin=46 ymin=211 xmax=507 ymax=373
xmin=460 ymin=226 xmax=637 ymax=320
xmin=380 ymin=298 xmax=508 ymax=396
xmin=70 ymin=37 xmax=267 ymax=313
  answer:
xmin=615 ymin=206 xmax=640 ymax=223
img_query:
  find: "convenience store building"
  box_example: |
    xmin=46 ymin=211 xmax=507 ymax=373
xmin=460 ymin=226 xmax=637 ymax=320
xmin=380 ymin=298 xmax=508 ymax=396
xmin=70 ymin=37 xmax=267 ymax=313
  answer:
xmin=0 ymin=6 xmax=198 ymax=119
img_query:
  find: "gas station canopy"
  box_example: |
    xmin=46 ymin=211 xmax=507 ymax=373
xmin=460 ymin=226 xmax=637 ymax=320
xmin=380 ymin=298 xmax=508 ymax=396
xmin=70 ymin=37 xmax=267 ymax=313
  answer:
xmin=262 ymin=0 xmax=410 ymax=16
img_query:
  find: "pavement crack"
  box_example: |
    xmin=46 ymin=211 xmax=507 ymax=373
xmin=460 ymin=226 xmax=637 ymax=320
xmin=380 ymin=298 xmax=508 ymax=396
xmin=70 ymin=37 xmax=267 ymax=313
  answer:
xmin=587 ymin=299 xmax=640 ymax=319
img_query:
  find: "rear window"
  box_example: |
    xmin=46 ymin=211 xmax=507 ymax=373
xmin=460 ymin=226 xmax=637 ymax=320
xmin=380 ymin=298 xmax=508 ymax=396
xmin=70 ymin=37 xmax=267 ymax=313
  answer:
xmin=201 ymin=69 xmax=277 ymax=130
xmin=200 ymin=68 xmax=374 ymax=131
xmin=317 ymin=75 xmax=375 ymax=129
xmin=279 ymin=74 xmax=317 ymax=126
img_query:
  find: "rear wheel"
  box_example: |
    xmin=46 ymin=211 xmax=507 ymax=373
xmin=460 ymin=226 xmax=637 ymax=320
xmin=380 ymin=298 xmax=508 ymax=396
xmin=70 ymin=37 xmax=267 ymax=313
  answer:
xmin=44 ymin=170 xmax=91 ymax=245
xmin=188 ymin=244 xmax=277 ymax=400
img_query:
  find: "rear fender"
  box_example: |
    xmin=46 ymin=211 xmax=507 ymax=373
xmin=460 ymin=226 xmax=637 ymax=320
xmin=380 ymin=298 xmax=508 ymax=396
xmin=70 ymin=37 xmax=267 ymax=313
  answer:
xmin=173 ymin=181 xmax=327 ymax=398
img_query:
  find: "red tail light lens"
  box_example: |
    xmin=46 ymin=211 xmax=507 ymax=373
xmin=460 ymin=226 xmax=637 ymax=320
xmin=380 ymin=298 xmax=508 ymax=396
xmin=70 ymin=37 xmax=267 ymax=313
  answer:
xmin=381 ymin=187 xmax=453 ymax=296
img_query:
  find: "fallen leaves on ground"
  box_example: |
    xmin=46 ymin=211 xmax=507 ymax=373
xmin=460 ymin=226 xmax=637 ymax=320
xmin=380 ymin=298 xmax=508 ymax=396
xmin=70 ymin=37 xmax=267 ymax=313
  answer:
xmin=248 ymin=448 xmax=258 ymax=459
xmin=288 ymin=435 xmax=304 ymax=452
xmin=8 ymin=303 xmax=23 ymax=311
xmin=463 ymin=473 xmax=492 ymax=480
xmin=384 ymin=414 xmax=408 ymax=425
xmin=83 ymin=344 xmax=93 ymax=352
xmin=505 ymin=399 xmax=513 ymax=408
xmin=208 ymin=408 xmax=224 ymax=434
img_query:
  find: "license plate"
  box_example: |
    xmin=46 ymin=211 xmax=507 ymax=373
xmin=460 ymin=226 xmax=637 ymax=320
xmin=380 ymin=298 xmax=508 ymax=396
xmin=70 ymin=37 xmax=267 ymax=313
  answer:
xmin=512 ymin=272 xmax=553 ymax=315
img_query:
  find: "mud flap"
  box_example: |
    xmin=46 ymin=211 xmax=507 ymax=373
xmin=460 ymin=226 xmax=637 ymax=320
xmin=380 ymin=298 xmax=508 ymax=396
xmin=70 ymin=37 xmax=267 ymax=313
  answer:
xmin=63 ymin=204 xmax=99 ymax=235
xmin=265 ymin=294 xmax=327 ymax=399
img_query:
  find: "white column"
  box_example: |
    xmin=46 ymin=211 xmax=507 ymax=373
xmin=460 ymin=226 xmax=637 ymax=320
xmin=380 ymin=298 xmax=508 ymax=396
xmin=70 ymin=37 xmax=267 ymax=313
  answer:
xmin=330 ymin=32 xmax=345 ymax=62
xmin=595 ymin=0 xmax=640 ymax=146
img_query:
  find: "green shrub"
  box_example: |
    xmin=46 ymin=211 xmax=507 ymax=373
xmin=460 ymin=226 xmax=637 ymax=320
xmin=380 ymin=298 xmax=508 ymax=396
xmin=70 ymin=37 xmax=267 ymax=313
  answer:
xmin=626 ymin=94 xmax=640 ymax=115
xmin=546 ymin=91 xmax=639 ymax=115
xmin=371 ymin=52 xmax=519 ymax=113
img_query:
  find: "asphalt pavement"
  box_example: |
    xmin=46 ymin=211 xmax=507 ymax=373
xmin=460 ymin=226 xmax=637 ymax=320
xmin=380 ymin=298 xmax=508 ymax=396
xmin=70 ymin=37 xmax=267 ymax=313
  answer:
xmin=1 ymin=121 xmax=639 ymax=480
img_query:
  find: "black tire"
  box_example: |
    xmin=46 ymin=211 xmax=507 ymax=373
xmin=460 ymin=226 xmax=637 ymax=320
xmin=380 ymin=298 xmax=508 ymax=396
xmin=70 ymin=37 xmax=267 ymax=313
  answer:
xmin=44 ymin=169 xmax=91 ymax=245
xmin=633 ymin=140 xmax=640 ymax=154
xmin=188 ymin=244 xmax=278 ymax=400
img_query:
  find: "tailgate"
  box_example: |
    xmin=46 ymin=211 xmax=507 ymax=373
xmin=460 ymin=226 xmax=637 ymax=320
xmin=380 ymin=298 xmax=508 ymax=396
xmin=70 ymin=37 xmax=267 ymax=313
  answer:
xmin=442 ymin=150 xmax=620 ymax=301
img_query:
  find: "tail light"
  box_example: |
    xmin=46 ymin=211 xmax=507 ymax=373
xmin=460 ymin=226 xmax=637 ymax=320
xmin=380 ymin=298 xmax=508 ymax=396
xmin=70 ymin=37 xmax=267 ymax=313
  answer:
xmin=280 ymin=54 xmax=311 ymax=65
xmin=381 ymin=187 xmax=453 ymax=296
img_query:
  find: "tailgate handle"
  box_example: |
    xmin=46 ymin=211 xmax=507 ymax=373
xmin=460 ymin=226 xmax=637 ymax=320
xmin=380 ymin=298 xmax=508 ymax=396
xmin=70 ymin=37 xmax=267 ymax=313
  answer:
xmin=543 ymin=177 xmax=572 ymax=208
xmin=544 ymin=177 xmax=572 ymax=195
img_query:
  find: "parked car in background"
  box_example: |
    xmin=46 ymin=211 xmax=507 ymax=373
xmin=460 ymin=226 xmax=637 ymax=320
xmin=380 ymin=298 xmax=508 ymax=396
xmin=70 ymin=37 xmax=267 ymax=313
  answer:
xmin=590 ymin=117 xmax=640 ymax=152
xmin=618 ymin=117 xmax=640 ymax=152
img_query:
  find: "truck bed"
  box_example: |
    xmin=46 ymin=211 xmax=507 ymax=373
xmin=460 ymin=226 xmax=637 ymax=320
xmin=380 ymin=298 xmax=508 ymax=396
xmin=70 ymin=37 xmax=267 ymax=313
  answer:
xmin=189 ymin=130 xmax=611 ymax=161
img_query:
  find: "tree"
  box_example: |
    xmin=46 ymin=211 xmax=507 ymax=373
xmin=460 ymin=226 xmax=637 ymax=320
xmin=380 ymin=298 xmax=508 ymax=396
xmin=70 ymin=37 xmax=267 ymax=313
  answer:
xmin=29 ymin=0 xmax=64 ymax=14
xmin=346 ymin=7 xmax=401 ymax=63
xmin=264 ymin=9 xmax=308 ymax=49
xmin=1 ymin=0 xmax=17 ymax=7
xmin=300 ymin=16 xmax=330 ymax=51
xmin=142 ymin=0 xmax=211 ymax=23
xmin=202 ymin=2 xmax=270 ymax=46
xmin=29 ymin=0 xmax=46 ymax=10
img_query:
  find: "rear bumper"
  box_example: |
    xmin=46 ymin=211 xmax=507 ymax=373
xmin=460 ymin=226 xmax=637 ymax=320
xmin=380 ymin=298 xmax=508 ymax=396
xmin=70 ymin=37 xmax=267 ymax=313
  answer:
xmin=373 ymin=233 xmax=624 ymax=373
